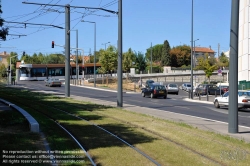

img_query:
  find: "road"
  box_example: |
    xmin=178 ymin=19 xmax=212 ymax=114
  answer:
xmin=14 ymin=81 xmax=250 ymax=128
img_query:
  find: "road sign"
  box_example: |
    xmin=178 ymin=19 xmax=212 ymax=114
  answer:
xmin=218 ymin=69 xmax=222 ymax=76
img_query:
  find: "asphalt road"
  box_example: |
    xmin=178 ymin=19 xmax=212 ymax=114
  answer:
xmin=13 ymin=81 xmax=250 ymax=128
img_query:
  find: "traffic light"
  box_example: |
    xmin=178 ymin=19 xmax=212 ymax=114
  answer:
xmin=8 ymin=65 xmax=10 ymax=71
xmin=23 ymin=51 xmax=25 ymax=56
xmin=52 ymin=41 xmax=54 ymax=48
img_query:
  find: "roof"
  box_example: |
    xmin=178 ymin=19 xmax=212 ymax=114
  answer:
xmin=193 ymin=47 xmax=215 ymax=53
xmin=0 ymin=51 xmax=9 ymax=58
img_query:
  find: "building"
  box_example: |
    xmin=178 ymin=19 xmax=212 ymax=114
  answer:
xmin=193 ymin=47 xmax=216 ymax=65
xmin=0 ymin=51 xmax=9 ymax=66
xmin=238 ymin=1 xmax=250 ymax=81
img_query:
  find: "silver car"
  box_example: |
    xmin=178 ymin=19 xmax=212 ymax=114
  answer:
xmin=45 ymin=78 xmax=62 ymax=87
xmin=166 ymin=83 xmax=179 ymax=95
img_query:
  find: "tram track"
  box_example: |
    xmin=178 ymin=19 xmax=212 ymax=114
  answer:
xmin=2 ymin=92 xmax=161 ymax=166
xmin=3 ymin=85 xmax=250 ymax=165
xmin=8 ymin=91 xmax=226 ymax=166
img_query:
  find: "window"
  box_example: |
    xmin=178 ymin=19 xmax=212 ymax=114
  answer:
xmin=223 ymin=92 xmax=229 ymax=97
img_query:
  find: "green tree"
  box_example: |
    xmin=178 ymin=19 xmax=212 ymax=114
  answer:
xmin=145 ymin=44 xmax=163 ymax=63
xmin=170 ymin=45 xmax=191 ymax=67
xmin=135 ymin=51 xmax=146 ymax=73
xmin=123 ymin=48 xmax=136 ymax=72
xmin=0 ymin=63 xmax=7 ymax=77
xmin=47 ymin=54 xmax=65 ymax=64
xmin=32 ymin=53 xmax=39 ymax=64
xmin=218 ymin=52 xmax=229 ymax=67
xmin=98 ymin=45 xmax=118 ymax=74
xmin=0 ymin=6 xmax=8 ymax=41
xmin=161 ymin=40 xmax=171 ymax=66
xmin=195 ymin=53 xmax=218 ymax=83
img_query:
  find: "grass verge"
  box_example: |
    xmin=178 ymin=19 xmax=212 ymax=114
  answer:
xmin=0 ymin=84 xmax=249 ymax=166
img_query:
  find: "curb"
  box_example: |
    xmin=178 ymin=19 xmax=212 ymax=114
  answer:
xmin=183 ymin=98 xmax=214 ymax=104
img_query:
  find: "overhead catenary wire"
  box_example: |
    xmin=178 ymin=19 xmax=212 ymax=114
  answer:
xmin=4 ymin=0 xmax=118 ymax=41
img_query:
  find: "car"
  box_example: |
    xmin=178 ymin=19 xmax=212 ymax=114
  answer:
xmin=195 ymin=84 xmax=222 ymax=95
xmin=214 ymin=90 xmax=250 ymax=109
xmin=145 ymin=80 xmax=155 ymax=88
xmin=141 ymin=83 xmax=167 ymax=99
xmin=218 ymin=85 xmax=229 ymax=94
xmin=165 ymin=83 xmax=179 ymax=95
xmin=185 ymin=83 xmax=192 ymax=91
xmin=45 ymin=78 xmax=62 ymax=87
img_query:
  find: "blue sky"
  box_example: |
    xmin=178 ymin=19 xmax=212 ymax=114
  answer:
xmin=1 ymin=0 xmax=231 ymax=59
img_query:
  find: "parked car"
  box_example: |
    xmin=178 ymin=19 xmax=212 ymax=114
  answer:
xmin=45 ymin=78 xmax=62 ymax=87
xmin=195 ymin=84 xmax=222 ymax=95
xmin=165 ymin=83 xmax=179 ymax=95
xmin=218 ymin=85 xmax=229 ymax=94
xmin=214 ymin=90 xmax=250 ymax=109
xmin=145 ymin=80 xmax=155 ymax=88
xmin=181 ymin=83 xmax=191 ymax=91
xmin=141 ymin=83 xmax=167 ymax=99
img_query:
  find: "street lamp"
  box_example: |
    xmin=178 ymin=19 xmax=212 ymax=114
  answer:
xmin=102 ymin=42 xmax=110 ymax=50
xmin=190 ymin=0 xmax=194 ymax=99
xmin=193 ymin=39 xmax=199 ymax=67
xmin=81 ymin=20 xmax=96 ymax=87
xmin=70 ymin=29 xmax=79 ymax=81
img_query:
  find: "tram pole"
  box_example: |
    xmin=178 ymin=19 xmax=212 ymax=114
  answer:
xmin=65 ymin=4 xmax=70 ymax=97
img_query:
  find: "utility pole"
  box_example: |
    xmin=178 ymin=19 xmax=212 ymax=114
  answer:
xmin=22 ymin=2 xmax=117 ymax=98
xmin=65 ymin=4 xmax=70 ymax=97
xmin=76 ymin=30 xmax=78 ymax=81
xmin=150 ymin=42 xmax=152 ymax=73
xmin=228 ymin=0 xmax=239 ymax=133
xmin=117 ymin=0 xmax=123 ymax=107
xmin=190 ymin=0 xmax=194 ymax=99
xmin=218 ymin=43 xmax=220 ymax=58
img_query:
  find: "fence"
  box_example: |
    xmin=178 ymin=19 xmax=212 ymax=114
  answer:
xmin=238 ymin=80 xmax=250 ymax=90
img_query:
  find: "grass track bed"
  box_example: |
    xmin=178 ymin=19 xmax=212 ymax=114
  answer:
xmin=1 ymin=85 xmax=250 ymax=165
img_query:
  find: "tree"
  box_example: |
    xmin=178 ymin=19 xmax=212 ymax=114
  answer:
xmin=145 ymin=44 xmax=163 ymax=63
xmin=0 ymin=63 xmax=7 ymax=77
xmin=0 ymin=6 xmax=9 ymax=41
xmin=161 ymin=40 xmax=171 ymax=66
xmin=47 ymin=54 xmax=65 ymax=64
xmin=135 ymin=51 xmax=146 ymax=73
xmin=195 ymin=53 xmax=218 ymax=83
xmin=123 ymin=48 xmax=136 ymax=72
xmin=170 ymin=45 xmax=191 ymax=67
xmin=98 ymin=45 xmax=118 ymax=74
xmin=218 ymin=52 xmax=229 ymax=67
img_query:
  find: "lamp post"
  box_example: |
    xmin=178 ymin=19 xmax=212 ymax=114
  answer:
xmin=81 ymin=20 xmax=96 ymax=87
xmin=102 ymin=42 xmax=110 ymax=50
xmin=190 ymin=0 xmax=194 ymax=99
xmin=193 ymin=39 xmax=199 ymax=68
xmin=70 ymin=29 xmax=79 ymax=81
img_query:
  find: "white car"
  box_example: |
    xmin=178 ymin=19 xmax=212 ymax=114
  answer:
xmin=213 ymin=90 xmax=250 ymax=109
xmin=45 ymin=78 xmax=62 ymax=87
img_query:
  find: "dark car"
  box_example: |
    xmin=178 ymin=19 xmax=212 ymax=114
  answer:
xmin=145 ymin=80 xmax=155 ymax=88
xmin=141 ymin=84 xmax=167 ymax=99
xmin=195 ymin=84 xmax=222 ymax=95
